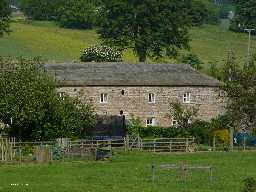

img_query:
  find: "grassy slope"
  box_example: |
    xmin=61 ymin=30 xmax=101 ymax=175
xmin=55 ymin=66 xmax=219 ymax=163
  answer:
xmin=0 ymin=20 xmax=255 ymax=68
xmin=0 ymin=152 xmax=256 ymax=192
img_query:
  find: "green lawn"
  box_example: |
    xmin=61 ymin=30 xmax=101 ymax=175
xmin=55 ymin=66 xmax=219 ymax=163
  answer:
xmin=0 ymin=20 xmax=255 ymax=70
xmin=0 ymin=151 xmax=255 ymax=192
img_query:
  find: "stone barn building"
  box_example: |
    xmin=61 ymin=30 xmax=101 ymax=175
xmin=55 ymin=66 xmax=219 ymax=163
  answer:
xmin=45 ymin=63 xmax=225 ymax=127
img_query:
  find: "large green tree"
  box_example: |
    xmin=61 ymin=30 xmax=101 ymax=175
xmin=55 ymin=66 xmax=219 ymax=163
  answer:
xmin=0 ymin=57 xmax=96 ymax=141
xmin=0 ymin=0 xmax=11 ymax=37
xmin=97 ymin=0 xmax=192 ymax=62
xmin=222 ymin=54 xmax=256 ymax=130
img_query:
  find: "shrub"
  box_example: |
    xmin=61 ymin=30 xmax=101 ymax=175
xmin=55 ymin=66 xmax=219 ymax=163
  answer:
xmin=127 ymin=115 xmax=144 ymax=137
xmin=242 ymin=177 xmax=256 ymax=192
xmin=181 ymin=52 xmax=203 ymax=70
xmin=80 ymin=45 xmax=122 ymax=62
xmin=138 ymin=126 xmax=190 ymax=138
xmin=213 ymin=129 xmax=229 ymax=144
xmin=189 ymin=120 xmax=211 ymax=144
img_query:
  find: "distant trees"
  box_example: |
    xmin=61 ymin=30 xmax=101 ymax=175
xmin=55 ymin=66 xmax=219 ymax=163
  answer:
xmin=97 ymin=0 xmax=192 ymax=62
xmin=0 ymin=57 xmax=96 ymax=141
xmin=58 ymin=0 xmax=97 ymax=29
xmin=20 ymin=0 xmax=63 ymax=20
xmin=0 ymin=0 xmax=11 ymax=37
xmin=181 ymin=52 xmax=203 ymax=70
xmin=190 ymin=0 xmax=219 ymax=26
xmin=20 ymin=0 xmax=99 ymax=29
xmin=230 ymin=0 xmax=256 ymax=32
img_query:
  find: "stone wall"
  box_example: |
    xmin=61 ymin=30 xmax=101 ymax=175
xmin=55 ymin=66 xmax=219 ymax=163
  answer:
xmin=58 ymin=86 xmax=225 ymax=127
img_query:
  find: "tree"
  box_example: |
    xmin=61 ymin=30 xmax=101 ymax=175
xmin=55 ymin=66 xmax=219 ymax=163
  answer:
xmin=230 ymin=0 xmax=256 ymax=32
xmin=169 ymin=101 xmax=199 ymax=129
xmin=181 ymin=52 xmax=203 ymax=70
xmin=20 ymin=0 xmax=63 ymax=20
xmin=97 ymin=0 xmax=192 ymax=62
xmin=190 ymin=0 xmax=219 ymax=26
xmin=222 ymin=54 xmax=256 ymax=131
xmin=222 ymin=50 xmax=240 ymax=82
xmin=58 ymin=0 xmax=97 ymax=29
xmin=0 ymin=57 xmax=96 ymax=141
xmin=0 ymin=0 xmax=11 ymax=37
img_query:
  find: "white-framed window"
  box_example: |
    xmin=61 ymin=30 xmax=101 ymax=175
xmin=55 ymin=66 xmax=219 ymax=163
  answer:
xmin=148 ymin=93 xmax=155 ymax=103
xmin=59 ymin=92 xmax=65 ymax=97
xmin=59 ymin=92 xmax=66 ymax=100
xmin=183 ymin=92 xmax=191 ymax=103
xmin=100 ymin=93 xmax=108 ymax=103
xmin=146 ymin=117 xmax=156 ymax=126
xmin=219 ymin=90 xmax=225 ymax=97
xmin=171 ymin=117 xmax=178 ymax=127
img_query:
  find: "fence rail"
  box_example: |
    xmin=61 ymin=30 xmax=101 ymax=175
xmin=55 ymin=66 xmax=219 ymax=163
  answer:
xmin=0 ymin=136 xmax=198 ymax=163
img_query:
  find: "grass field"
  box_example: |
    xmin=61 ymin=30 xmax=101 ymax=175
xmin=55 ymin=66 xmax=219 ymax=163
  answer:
xmin=0 ymin=151 xmax=255 ymax=192
xmin=0 ymin=19 xmax=255 ymax=70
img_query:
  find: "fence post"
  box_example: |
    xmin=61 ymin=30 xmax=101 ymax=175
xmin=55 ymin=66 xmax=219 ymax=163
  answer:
xmin=19 ymin=146 xmax=22 ymax=164
xmin=209 ymin=167 xmax=213 ymax=183
xmin=186 ymin=138 xmax=189 ymax=152
xmin=151 ymin=165 xmax=155 ymax=183
xmin=213 ymin=136 xmax=216 ymax=151
xmin=169 ymin=140 xmax=172 ymax=152
xmin=229 ymin=126 xmax=234 ymax=151
xmin=243 ymin=136 xmax=246 ymax=151
xmin=153 ymin=139 xmax=156 ymax=152
xmin=109 ymin=140 xmax=112 ymax=151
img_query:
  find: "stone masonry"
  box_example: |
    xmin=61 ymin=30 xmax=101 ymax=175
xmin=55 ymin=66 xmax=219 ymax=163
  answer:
xmin=57 ymin=86 xmax=225 ymax=127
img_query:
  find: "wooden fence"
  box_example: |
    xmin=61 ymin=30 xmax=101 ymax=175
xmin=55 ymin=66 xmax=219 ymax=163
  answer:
xmin=0 ymin=137 xmax=16 ymax=161
xmin=67 ymin=137 xmax=196 ymax=153
xmin=0 ymin=137 xmax=197 ymax=163
xmin=151 ymin=163 xmax=213 ymax=183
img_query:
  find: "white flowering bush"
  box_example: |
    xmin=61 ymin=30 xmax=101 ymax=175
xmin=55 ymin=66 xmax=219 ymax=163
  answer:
xmin=80 ymin=45 xmax=122 ymax=62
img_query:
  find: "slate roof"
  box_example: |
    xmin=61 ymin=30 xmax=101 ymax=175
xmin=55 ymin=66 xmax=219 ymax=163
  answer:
xmin=44 ymin=63 xmax=221 ymax=87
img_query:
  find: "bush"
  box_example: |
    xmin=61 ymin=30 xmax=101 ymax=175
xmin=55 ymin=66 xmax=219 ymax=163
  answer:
xmin=189 ymin=120 xmax=211 ymax=144
xmin=138 ymin=126 xmax=190 ymax=138
xmin=80 ymin=45 xmax=122 ymax=62
xmin=242 ymin=177 xmax=256 ymax=192
xmin=213 ymin=129 xmax=229 ymax=144
xmin=181 ymin=52 xmax=203 ymax=70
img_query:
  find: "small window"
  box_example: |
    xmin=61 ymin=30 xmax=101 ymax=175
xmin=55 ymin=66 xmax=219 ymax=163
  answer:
xmin=59 ymin=92 xmax=65 ymax=97
xmin=121 ymin=90 xmax=125 ymax=95
xmin=172 ymin=117 xmax=178 ymax=127
xmin=146 ymin=117 xmax=156 ymax=126
xmin=148 ymin=93 xmax=155 ymax=103
xmin=183 ymin=92 xmax=191 ymax=103
xmin=100 ymin=93 xmax=108 ymax=103
xmin=219 ymin=90 xmax=225 ymax=97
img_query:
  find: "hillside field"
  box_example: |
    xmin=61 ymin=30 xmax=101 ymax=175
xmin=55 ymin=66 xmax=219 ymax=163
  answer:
xmin=0 ymin=20 xmax=255 ymax=70
xmin=0 ymin=151 xmax=255 ymax=192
